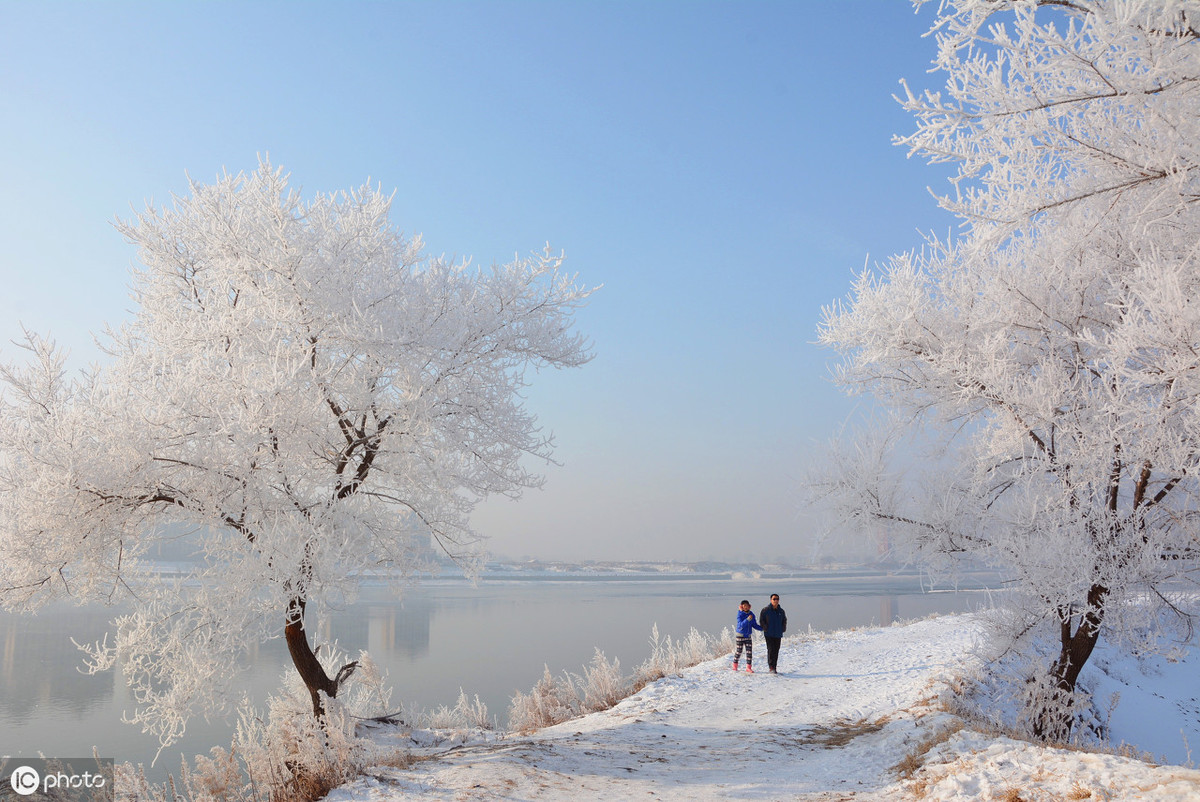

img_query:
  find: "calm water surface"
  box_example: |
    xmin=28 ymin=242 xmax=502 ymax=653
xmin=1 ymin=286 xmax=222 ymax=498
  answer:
xmin=0 ymin=570 xmax=998 ymax=779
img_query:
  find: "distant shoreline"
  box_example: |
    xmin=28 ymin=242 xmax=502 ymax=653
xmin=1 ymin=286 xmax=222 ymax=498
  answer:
xmin=136 ymin=561 xmax=1004 ymax=588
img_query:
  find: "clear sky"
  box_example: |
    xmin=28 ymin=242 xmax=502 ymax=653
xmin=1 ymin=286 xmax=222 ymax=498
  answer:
xmin=0 ymin=1 xmax=955 ymax=564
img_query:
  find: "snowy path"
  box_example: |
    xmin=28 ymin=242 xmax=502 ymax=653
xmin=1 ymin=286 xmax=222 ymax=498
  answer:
xmin=327 ymin=615 xmax=1200 ymax=801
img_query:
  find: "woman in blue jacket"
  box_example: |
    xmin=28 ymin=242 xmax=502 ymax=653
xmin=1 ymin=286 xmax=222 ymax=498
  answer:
xmin=732 ymin=599 xmax=763 ymax=672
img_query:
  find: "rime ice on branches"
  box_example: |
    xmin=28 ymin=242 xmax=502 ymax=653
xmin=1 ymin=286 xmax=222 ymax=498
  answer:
xmin=818 ymin=0 xmax=1200 ymax=740
xmin=0 ymin=160 xmax=594 ymax=747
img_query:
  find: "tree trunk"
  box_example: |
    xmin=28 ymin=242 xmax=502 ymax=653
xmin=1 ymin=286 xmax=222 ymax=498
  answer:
xmin=1033 ymin=584 xmax=1107 ymax=741
xmin=285 ymin=596 xmax=356 ymax=718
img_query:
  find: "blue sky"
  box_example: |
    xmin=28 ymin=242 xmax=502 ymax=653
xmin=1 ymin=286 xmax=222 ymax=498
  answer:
xmin=0 ymin=1 xmax=954 ymax=563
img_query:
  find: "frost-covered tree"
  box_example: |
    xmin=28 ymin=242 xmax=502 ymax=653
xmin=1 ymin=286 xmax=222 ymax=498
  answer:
xmin=818 ymin=0 xmax=1200 ymax=738
xmin=0 ymin=161 xmax=593 ymax=747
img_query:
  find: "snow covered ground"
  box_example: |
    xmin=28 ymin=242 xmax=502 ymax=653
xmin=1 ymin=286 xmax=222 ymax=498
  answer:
xmin=327 ymin=614 xmax=1200 ymax=801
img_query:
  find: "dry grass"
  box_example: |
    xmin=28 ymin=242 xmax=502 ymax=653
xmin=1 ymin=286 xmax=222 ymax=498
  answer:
xmin=893 ymin=719 xmax=966 ymax=779
xmin=1066 ymin=780 xmax=1095 ymax=799
xmin=801 ymin=716 xmax=891 ymax=748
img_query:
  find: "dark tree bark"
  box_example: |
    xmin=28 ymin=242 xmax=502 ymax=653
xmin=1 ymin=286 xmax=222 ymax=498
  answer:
xmin=1033 ymin=583 xmax=1107 ymax=740
xmin=285 ymin=596 xmax=357 ymax=718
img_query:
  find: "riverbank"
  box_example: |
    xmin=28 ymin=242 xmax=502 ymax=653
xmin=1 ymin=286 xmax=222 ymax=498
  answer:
xmin=1 ymin=574 xmax=994 ymax=777
xmin=326 ymin=613 xmax=1200 ymax=801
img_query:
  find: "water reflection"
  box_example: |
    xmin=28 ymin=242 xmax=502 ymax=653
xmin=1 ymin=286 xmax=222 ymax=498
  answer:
xmin=0 ymin=605 xmax=116 ymax=723
xmin=297 ymin=596 xmax=436 ymax=659
xmin=359 ymin=598 xmax=433 ymax=658
xmin=881 ymin=595 xmax=900 ymax=625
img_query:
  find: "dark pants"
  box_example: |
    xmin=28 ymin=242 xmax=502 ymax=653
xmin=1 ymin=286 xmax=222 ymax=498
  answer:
xmin=765 ymin=636 xmax=782 ymax=671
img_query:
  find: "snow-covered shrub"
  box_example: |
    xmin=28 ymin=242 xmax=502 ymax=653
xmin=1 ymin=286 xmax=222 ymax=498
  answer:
xmin=633 ymin=624 xmax=734 ymax=691
xmin=424 ymin=689 xmax=494 ymax=731
xmin=507 ymin=665 xmax=583 ymax=733
xmin=506 ymin=649 xmax=632 ymax=732
xmin=180 ymin=746 xmax=243 ymax=802
xmin=115 ymin=647 xmax=401 ymax=802
xmin=231 ymin=688 xmax=368 ymax=800
xmin=113 ymin=764 xmax=182 ymax=802
xmin=579 ymin=649 xmax=628 ymax=712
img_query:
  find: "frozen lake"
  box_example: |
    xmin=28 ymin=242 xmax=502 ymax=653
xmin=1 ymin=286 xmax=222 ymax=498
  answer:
xmin=0 ymin=569 xmax=999 ymax=779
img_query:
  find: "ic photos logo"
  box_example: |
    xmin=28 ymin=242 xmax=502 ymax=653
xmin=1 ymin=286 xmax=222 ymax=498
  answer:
xmin=9 ymin=765 xmax=40 ymax=796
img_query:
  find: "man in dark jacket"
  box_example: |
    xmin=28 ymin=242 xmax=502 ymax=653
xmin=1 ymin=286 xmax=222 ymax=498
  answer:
xmin=759 ymin=594 xmax=787 ymax=674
